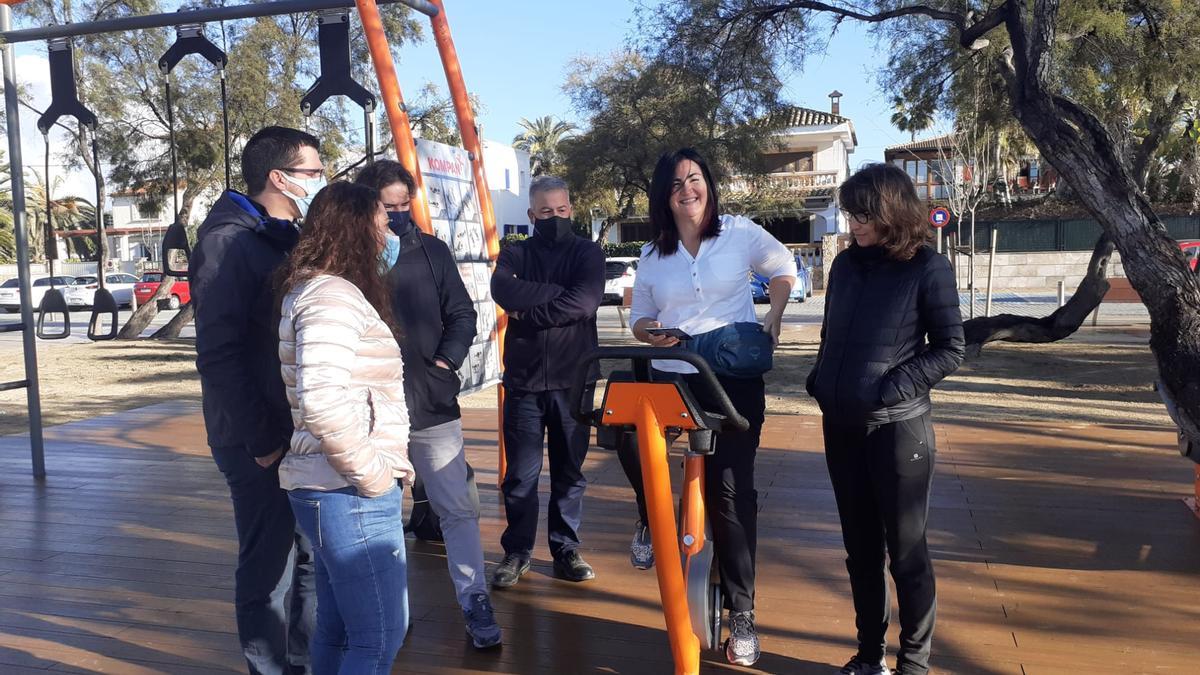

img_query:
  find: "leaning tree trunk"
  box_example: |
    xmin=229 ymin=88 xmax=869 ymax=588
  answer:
xmin=963 ymin=234 xmax=1114 ymax=355
xmin=1000 ymin=0 xmax=1200 ymax=445
xmin=151 ymin=300 xmax=194 ymax=339
xmin=116 ymin=276 xmax=175 ymax=340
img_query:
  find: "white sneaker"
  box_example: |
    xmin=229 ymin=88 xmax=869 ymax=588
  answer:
xmin=630 ymin=520 xmax=654 ymax=569
xmin=838 ymin=654 xmax=891 ymax=674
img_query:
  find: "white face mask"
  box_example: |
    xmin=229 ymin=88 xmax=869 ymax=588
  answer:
xmin=279 ymin=172 xmax=327 ymax=218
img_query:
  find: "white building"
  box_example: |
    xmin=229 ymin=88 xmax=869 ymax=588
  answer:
xmin=725 ymin=94 xmax=857 ymax=243
xmin=54 ymin=186 xmax=216 ymax=266
xmin=481 ymin=139 xmax=532 ymax=237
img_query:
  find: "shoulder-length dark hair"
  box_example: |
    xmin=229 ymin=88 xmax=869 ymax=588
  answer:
xmin=837 ymin=163 xmax=931 ymax=261
xmin=276 ymin=181 xmax=395 ymax=326
xmin=353 ymin=158 xmax=416 ymax=195
xmin=648 ymin=148 xmax=721 ymax=256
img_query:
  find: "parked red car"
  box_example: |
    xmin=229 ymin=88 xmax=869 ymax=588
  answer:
xmin=134 ymin=272 xmax=190 ymax=310
xmin=1181 ymin=240 xmax=1199 ymax=271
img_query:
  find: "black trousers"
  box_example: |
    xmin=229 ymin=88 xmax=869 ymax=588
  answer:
xmin=823 ymin=412 xmax=937 ymax=675
xmin=500 ymin=387 xmax=592 ymax=558
xmin=211 ymin=445 xmax=316 ymax=675
xmin=616 ymin=372 xmax=765 ymax=613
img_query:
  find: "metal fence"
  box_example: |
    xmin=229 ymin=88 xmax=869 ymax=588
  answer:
xmin=942 ymin=214 xmax=1200 ymax=252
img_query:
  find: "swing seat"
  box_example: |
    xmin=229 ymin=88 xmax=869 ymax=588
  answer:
xmin=87 ymin=288 xmax=119 ymax=341
xmin=162 ymin=220 xmax=191 ymax=277
xmin=35 ymin=288 xmax=71 ymax=340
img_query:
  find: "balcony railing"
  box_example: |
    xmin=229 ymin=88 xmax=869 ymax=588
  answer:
xmin=725 ymin=170 xmax=840 ymax=193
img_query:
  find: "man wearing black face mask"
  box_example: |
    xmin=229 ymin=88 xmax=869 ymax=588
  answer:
xmin=490 ymin=175 xmax=605 ymax=587
xmin=353 ymin=161 xmax=504 ymax=649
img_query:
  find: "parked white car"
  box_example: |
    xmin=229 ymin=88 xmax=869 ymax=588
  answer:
xmin=0 ymin=275 xmax=77 ymax=312
xmin=63 ymin=273 xmax=139 ymax=308
xmin=604 ymin=257 xmax=639 ymax=305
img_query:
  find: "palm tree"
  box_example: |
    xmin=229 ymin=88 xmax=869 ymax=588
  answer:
xmin=890 ymin=96 xmax=934 ymax=142
xmin=0 ymin=204 xmax=15 ymax=264
xmin=512 ymin=116 xmax=578 ymax=176
xmin=24 ymin=171 xmax=99 ymax=262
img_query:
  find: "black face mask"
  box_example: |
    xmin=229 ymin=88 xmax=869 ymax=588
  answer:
xmin=387 ymin=210 xmax=414 ymax=237
xmin=533 ymin=216 xmax=574 ymax=242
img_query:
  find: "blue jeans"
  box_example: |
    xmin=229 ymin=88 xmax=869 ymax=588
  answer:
xmin=289 ymin=485 xmax=408 ymax=675
xmin=211 ymin=445 xmax=316 ymax=675
xmin=500 ymin=387 xmax=592 ymax=558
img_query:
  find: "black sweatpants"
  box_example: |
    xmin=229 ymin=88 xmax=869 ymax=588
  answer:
xmin=822 ymin=412 xmax=937 ymax=675
xmin=616 ymin=372 xmax=765 ymax=613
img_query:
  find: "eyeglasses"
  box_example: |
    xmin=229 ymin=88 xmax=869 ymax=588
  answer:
xmin=276 ymin=167 xmax=325 ymax=178
xmin=840 ymin=209 xmax=871 ymax=225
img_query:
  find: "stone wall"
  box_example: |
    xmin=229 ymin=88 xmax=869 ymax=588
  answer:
xmin=952 ymin=250 xmax=1125 ymax=290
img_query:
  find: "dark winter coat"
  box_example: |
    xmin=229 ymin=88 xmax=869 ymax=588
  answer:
xmin=807 ymin=244 xmax=964 ymax=424
xmin=491 ymin=232 xmax=604 ymax=392
xmin=386 ymin=228 xmax=477 ymax=431
xmin=191 ymin=191 xmax=298 ymax=456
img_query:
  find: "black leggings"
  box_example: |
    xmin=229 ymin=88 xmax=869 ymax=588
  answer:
xmin=616 ymin=372 xmax=765 ymax=613
xmin=823 ymin=413 xmax=937 ymax=675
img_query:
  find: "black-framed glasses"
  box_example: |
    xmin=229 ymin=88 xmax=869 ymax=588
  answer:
xmin=276 ymin=167 xmax=325 ymax=178
xmin=840 ymin=209 xmax=870 ymax=225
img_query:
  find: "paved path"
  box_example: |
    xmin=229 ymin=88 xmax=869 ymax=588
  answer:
xmin=0 ymin=403 xmax=1194 ymax=673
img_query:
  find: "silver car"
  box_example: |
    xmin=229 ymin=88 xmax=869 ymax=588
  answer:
xmin=63 ymin=273 xmax=139 ymax=308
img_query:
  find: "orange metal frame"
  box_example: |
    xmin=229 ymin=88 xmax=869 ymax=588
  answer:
xmin=356 ymin=0 xmax=507 ymax=480
xmin=603 ymin=381 xmax=710 ymax=675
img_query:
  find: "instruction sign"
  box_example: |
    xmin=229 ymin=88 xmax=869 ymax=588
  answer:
xmin=416 ymin=138 xmax=501 ymax=396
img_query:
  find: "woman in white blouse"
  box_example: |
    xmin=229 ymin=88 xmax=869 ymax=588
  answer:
xmin=626 ymin=148 xmax=796 ymax=667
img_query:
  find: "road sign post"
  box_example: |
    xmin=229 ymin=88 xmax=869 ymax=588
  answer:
xmin=929 ymin=207 xmax=950 ymax=254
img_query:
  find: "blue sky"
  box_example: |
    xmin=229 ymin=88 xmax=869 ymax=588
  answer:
xmin=9 ymin=1 xmax=911 ymax=198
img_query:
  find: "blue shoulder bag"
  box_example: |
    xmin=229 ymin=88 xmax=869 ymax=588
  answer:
xmin=687 ymin=322 xmax=774 ymax=378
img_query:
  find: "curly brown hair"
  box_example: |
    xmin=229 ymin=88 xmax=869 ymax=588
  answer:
xmin=275 ymin=181 xmax=395 ymax=326
xmin=837 ymin=163 xmax=931 ymax=261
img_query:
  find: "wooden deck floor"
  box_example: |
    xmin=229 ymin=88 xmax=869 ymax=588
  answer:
xmin=1 ymin=402 xmax=1198 ymax=674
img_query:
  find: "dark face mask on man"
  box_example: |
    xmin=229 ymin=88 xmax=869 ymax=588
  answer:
xmin=387 ymin=210 xmax=414 ymax=237
xmin=534 ymin=215 xmax=574 ymax=242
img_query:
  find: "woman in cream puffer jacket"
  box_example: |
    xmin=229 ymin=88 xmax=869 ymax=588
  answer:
xmin=278 ymin=273 xmax=414 ymax=496
xmin=274 ymin=181 xmax=413 ymax=673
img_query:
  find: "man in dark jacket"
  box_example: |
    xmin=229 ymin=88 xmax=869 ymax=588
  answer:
xmin=354 ymin=160 xmax=501 ymax=650
xmin=490 ymin=175 xmax=605 ymax=587
xmin=191 ymin=126 xmax=324 ymax=675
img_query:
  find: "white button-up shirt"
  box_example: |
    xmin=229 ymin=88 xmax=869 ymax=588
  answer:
xmin=630 ymin=214 xmax=797 ymax=373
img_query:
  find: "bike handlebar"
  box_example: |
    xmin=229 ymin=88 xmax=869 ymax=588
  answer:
xmin=569 ymin=346 xmax=749 ymax=433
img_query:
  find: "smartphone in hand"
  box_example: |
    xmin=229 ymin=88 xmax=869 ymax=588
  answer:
xmin=644 ymin=327 xmax=693 ymax=341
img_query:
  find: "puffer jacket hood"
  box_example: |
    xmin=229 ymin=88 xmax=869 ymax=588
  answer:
xmin=277 ymin=274 xmax=414 ymax=497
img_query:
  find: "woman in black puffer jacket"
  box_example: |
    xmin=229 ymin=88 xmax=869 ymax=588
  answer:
xmin=807 ymin=163 xmax=964 ymax=675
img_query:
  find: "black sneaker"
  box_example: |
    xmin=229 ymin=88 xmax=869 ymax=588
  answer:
xmin=463 ymin=592 xmax=502 ymax=649
xmin=490 ymin=553 xmax=530 ymax=588
xmin=838 ymin=654 xmax=891 ymax=674
xmin=552 ymin=550 xmax=596 ymax=582
xmin=725 ymin=610 xmax=760 ymax=666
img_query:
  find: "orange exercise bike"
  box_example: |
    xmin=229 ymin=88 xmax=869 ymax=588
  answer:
xmin=571 ymin=347 xmax=748 ymax=675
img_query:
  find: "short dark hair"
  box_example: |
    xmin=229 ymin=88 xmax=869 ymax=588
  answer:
xmin=353 ymin=158 xmax=416 ymax=195
xmin=241 ymin=126 xmax=320 ymax=196
xmin=648 ymin=148 xmax=721 ymax=257
xmin=837 ymin=163 xmax=930 ymax=260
